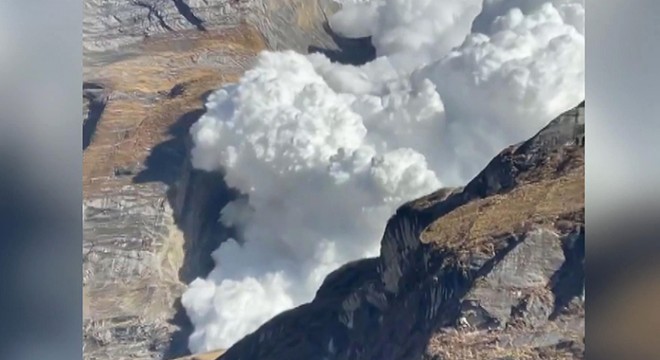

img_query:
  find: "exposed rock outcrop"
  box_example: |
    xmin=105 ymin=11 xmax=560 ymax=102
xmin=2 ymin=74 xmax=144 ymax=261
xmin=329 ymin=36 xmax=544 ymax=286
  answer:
xmin=82 ymin=1 xmax=360 ymax=359
xmin=210 ymin=102 xmax=585 ymax=360
xmin=83 ymin=0 xmax=583 ymax=358
xmin=83 ymin=0 xmax=346 ymax=69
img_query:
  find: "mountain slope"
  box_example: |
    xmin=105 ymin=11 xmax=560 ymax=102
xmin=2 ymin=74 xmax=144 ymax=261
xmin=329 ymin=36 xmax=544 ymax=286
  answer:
xmin=205 ymin=102 xmax=585 ymax=360
xmin=82 ymin=1 xmax=354 ymax=359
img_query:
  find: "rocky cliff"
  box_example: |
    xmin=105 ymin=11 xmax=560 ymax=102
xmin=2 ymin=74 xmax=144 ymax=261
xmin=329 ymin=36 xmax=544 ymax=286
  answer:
xmin=82 ymin=1 xmax=367 ymax=359
xmin=206 ymin=102 xmax=584 ymax=360
xmin=83 ymin=0 xmax=372 ymax=70
xmin=83 ymin=1 xmax=583 ymax=359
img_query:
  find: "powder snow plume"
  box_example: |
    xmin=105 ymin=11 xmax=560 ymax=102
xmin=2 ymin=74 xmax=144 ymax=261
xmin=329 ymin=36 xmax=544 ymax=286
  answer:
xmin=181 ymin=0 xmax=584 ymax=352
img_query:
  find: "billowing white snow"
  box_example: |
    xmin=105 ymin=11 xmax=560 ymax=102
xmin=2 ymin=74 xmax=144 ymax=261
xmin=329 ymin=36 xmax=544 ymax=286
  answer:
xmin=182 ymin=0 xmax=585 ymax=352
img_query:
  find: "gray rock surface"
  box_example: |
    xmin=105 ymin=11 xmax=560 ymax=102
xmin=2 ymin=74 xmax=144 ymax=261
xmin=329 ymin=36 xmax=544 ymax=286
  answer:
xmin=83 ymin=0 xmax=344 ymax=69
xmin=82 ymin=1 xmax=359 ymax=359
xmin=461 ymin=228 xmax=565 ymax=329
xmin=83 ymin=182 xmax=182 ymax=359
xmin=84 ymin=0 xmax=246 ymax=62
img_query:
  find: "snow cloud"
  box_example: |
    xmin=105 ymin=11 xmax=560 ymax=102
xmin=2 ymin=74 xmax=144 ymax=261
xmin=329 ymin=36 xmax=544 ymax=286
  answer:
xmin=182 ymin=0 xmax=584 ymax=352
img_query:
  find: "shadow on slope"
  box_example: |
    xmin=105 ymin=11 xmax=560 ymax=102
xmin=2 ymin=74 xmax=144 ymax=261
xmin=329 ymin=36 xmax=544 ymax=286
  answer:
xmin=83 ymin=82 xmax=107 ymax=150
xmin=308 ymin=22 xmax=376 ymax=65
xmin=132 ymin=89 xmax=238 ymax=359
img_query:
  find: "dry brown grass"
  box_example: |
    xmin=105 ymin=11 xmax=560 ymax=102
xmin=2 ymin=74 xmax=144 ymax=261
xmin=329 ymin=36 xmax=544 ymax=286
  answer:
xmin=95 ymin=24 xmax=264 ymax=94
xmin=518 ymin=145 xmax=585 ymax=184
xmin=83 ymin=23 xmax=265 ymax=197
xmin=427 ymin=330 xmax=536 ymax=360
xmin=420 ymin=164 xmax=584 ymax=255
xmin=426 ymin=329 xmax=581 ymax=360
xmin=172 ymin=350 xmax=225 ymax=360
xmin=141 ymin=23 xmax=265 ymax=53
xmin=407 ymin=187 xmax=462 ymax=211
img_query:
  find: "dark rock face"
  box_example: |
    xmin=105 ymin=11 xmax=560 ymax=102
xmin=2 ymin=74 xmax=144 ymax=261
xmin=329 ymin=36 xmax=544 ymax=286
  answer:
xmin=215 ymin=102 xmax=585 ymax=360
xmin=82 ymin=82 xmax=107 ymax=150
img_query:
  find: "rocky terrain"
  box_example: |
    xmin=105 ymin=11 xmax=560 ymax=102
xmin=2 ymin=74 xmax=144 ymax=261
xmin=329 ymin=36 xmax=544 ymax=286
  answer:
xmin=204 ymin=102 xmax=585 ymax=360
xmin=82 ymin=1 xmax=374 ymax=359
xmin=82 ymin=0 xmax=584 ymax=359
xmin=83 ymin=0 xmax=373 ymax=71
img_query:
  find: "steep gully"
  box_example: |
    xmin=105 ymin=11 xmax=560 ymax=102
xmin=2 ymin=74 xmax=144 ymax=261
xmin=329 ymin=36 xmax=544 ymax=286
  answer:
xmin=123 ymin=10 xmax=376 ymax=359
